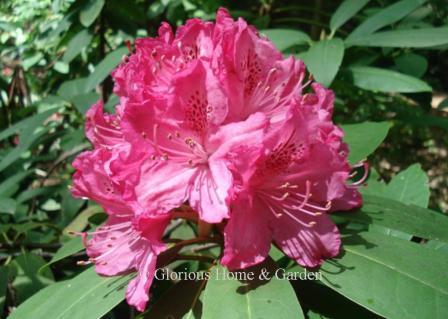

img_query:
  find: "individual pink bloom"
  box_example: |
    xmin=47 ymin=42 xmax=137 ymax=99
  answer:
xmin=112 ymin=18 xmax=214 ymax=102
xmin=213 ymin=8 xmax=307 ymax=123
xmin=121 ymin=61 xmax=268 ymax=223
xmin=77 ymin=214 xmax=169 ymax=312
xmin=72 ymin=148 xmax=170 ymax=311
xmin=72 ymin=149 xmax=135 ymax=215
xmin=84 ymin=100 xmax=146 ymax=184
xmin=222 ymin=103 xmax=362 ymax=270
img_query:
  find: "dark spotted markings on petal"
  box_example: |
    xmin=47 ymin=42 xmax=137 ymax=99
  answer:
xmin=185 ymin=89 xmax=213 ymax=134
xmin=241 ymin=49 xmax=263 ymax=96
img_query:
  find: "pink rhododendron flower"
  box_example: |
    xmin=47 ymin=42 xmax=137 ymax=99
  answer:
xmin=71 ymin=7 xmax=364 ymax=312
xmin=222 ymin=100 xmax=361 ymax=270
xmin=72 ymin=148 xmax=170 ymax=311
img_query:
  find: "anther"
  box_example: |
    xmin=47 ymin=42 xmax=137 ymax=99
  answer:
xmin=309 ymin=221 xmax=316 ymax=227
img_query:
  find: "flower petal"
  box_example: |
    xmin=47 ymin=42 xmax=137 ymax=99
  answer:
xmin=271 ymin=211 xmax=341 ymax=268
xmin=125 ymin=248 xmax=158 ymax=312
xmin=222 ymin=199 xmax=271 ymax=270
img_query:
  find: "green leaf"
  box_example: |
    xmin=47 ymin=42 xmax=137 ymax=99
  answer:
xmin=395 ymin=52 xmax=428 ymax=78
xmin=0 ymin=127 xmax=49 ymax=172
xmin=301 ymin=38 xmax=344 ymax=87
xmin=295 ymin=230 xmax=448 ymax=319
xmin=11 ymin=253 xmax=54 ymax=304
xmin=7 ymin=268 xmax=132 ymax=319
xmin=202 ymin=263 xmax=304 ymax=319
xmin=71 ymin=92 xmax=100 ymax=114
xmin=58 ymin=78 xmax=90 ymax=100
xmin=345 ymin=27 xmax=448 ymax=48
xmin=0 ymin=108 xmax=57 ymax=141
xmin=0 ymin=266 xmax=9 ymax=311
xmin=292 ymin=279 xmax=378 ymax=319
xmin=16 ymin=185 xmax=62 ymax=204
xmin=62 ymin=30 xmax=93 ymax=63
xmin=63 ymin=205 xmax=103 ymax=235
xmin=41 ymin=237 xmax=84 ymax=271
xmin=79 ymin=0 xmax=105 ymax=27
xmin=330 ymin=0 xmax=370 ymax=32
xmin=84 ymin=47 xmax=128 ymax=92
xmin=349 ymin=66 xmax=432 ymax=92
xmin=438 ymin=98 xmax=448 ymax=110
xmin=54 ymin=61 xmax=69 ymax=74
xmin=361 ymin=164 xmax=429 ymax=208
xmin=336 ymin=194 xmax=448 ymax=242
xmin=22 ymin=53 xmax=44 ymax=70
xmin=347 ymin=0 xmax=426 ymax=39
xmin=365 ymin=164 xmax=429 ymax=207
xmin=341 ymin=121 xmax=391 ymax=163
xmin=0 ymin=198 xmax=16 ymax=214
xmin=0 ymin=171 xmax=32 ymax=197
xmin=260 ymin=29 xmax=311 ymax=51
xmin=145 ymin=279 xmax=206 ymax=318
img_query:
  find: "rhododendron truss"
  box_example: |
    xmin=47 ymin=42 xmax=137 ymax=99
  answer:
xmin=71 ymin=8 xmax=366 ymax=312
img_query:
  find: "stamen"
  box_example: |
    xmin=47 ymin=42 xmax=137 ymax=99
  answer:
xmin=350 ymin=162 xmax=369 ymax=186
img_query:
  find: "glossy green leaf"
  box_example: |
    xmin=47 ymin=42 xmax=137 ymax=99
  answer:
xmin=202 ymin=263 xmax=304 ymax=319
xmin=0 ymin=127 xmax=49 ymax=172
xmin=54 ymin=61 xmax=69 ymax=74
xmin=296 ymin=230 xmax=448 ymax=319
xmin=8 ymin=268 xmax=132 ymax=319
xmin=260 ymin=29 xmax=311 ymax=51
xmin=71 ymin=92 xmax=100 ymax=114
xmin=79 ymin=0 xmax=105 ymax=27
xmin=349 ymin=66 xmax=432 ymax=92
xmin=395 ymin=52 xmax=428 ymax=78
xmin=41 ymin=237 xmax=84 ymax=271
xmin=0 ymin=108 xmax=57 ymax=141
xmin=341 ymin=121 xmax=391 ymax=163
xmin=301 ymin=38 xmax=344 ymax=87
xmin=16 ymin=185 xmax=61 ymax=204
xmin=361 ymin=164 xmax=429 ymax=207
xmin=22 ymin=53 xmax=43 ymax=70
xmin=293 ymin=279 xmax=378 ymax=319
xmin=84 ymin=47 xmax=128 ymax=92
xmin=57 ymin=78 xmax=90 ymax=100
xmin=0 ymin=171 xmax=32 ymax=197
xmin=145 ymin=279 xmax=206 ymax=318
xmin=330 ymin=0 xmax=369 ymax=32
xmin=347 ymin=0 xmax=426 ymax=39
xmin=11 ymin=253 xmax=54 ymax=303
xmin=438 ymin=98 xmax=448 ymax=110
xmin=0 ymin=198 xmax=16 ymax=214
xmin=62 ymin=30 xmax=93 ymax=63
xmin=336 ymin=194 xmax=448 ymax=242
xmin=63 ymin=205 xmax=103 ymax=235
xmin=364 ymin=164 xmax=429 ymax=207
xmin=345 ymin=27 xmax=448 ymax=47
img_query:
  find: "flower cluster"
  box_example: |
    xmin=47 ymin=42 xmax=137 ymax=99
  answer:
xmin=71 ymin=8 xmax=362 ymax=311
